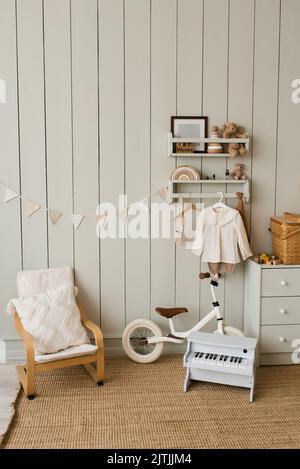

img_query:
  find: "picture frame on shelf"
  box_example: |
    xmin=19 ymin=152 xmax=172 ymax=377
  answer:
xmin=171 ymin=116 xmax=208 ymax=153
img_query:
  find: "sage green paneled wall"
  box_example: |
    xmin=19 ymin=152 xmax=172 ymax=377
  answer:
xmin=1 ymin=0 xmax=300 ymax=346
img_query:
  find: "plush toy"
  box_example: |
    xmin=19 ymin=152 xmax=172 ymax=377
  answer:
xmin=230 ymin=163 xmax=247 ymax=180
xmin=222 ymin=122 xmax=248 ymax=158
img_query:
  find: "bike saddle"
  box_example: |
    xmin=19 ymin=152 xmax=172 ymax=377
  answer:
xmin=155 ymin=307 xmax=188 ymax=319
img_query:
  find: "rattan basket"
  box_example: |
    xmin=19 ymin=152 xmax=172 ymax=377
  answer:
xmin=270 ymin=214 xmax=300 ymax=264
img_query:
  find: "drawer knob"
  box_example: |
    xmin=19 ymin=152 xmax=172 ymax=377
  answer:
xmin=280 ymin=280 xmax=287 ymax=286
xmin=279 ymin=308 xmax=287 ymax=315
xmin=279 ymin=337 xmax=286 ymax=343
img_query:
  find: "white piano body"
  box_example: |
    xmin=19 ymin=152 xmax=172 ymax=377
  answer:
xmin=184 ymin=332 xmax=258 ymax=402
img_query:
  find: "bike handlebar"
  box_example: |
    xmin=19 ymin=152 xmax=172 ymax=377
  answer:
xmin=199 ymin=272 xmax=222 ymax=281
xmin=199 ymin=272 xmax=211 ymax=280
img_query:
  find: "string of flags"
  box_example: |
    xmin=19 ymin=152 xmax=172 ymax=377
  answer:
xmin=0 ymin=179 xmax=169 ymax=231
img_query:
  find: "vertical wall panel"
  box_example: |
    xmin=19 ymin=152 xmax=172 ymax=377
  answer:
xmin=276 ymin=0 xmax=300 ymax=214
xmin=2 ymin=0 xmax=300 ymax=352
xmin=99 ymin=0 xmax=125 ymax=334
xmin=44 ymin=0 xmax=73 ymax=268
xmin=151 ymin=0 xmax=177 ymax=328
xmin=71 ymin=0 xmax=100 ymax=324
xmin=201 ymin=0 xmax=229 ymax=324
xmin=175 ymin=0 xmax=203 ymax=330
xmin=125 ymin=0 xmax=151 ymax=324
xmin=17 ymin=0 xmax=48 ymax=269
xmin=0 ymin=0 xmax=22 ymax=337
xmin=251 ymin=0 xmax=280 ymax=254
xmin=225 ymin=0 xmax=254 ymax=330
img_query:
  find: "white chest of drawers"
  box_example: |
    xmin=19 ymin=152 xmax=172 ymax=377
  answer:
xmin=244 ymin=259 xmax=300 ymax=365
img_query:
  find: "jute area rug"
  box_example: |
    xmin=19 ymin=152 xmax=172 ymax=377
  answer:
xmin=2 ymin=356 xmax=300 ymax=449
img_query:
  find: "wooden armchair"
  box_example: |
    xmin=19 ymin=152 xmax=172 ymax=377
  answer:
xmin=10 ymin=267 xmax=104 ymax=399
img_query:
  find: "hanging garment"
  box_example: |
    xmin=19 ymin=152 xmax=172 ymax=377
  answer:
xmin=235 ymin=192 xmax=250 ymax=241
xmin=174 ymin=201 xmax=200 ymax=247
xmin=207 ymin=262 xmax=237 ymax=274
xmin=187 ymin=206 xmax=252 ymax=264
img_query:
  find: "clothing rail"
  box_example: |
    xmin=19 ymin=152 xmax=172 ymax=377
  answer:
xmin=168 ymin=179 xmax=250 ymax=203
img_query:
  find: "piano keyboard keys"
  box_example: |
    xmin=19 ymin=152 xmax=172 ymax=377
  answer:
xmin=189 ymin=352 xmax=248 ymax=371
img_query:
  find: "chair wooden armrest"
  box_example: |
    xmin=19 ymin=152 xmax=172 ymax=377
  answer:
xmin=78 ymin=304 xmax=104 ymax=385
xmin=11 ymin=305 xmax=36 ymax=397
xmin=12 ymin=306 xmax=35 ymax=363
xmin=83 ymin=319 xmax=104 ymax=349
xmin=78 ymin=303 xmax=103 ymax=347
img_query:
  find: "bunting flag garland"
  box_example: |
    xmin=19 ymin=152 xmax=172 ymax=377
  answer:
xmin=96 ymin=214 xmax=107 ymax=234
xmin=4 ymin=187 xmax=19 ymax=203
xmin=71 ymin=214 xmax=84 ymax=230
xmin=0 ymin=177 xmax=169 ymax=232
xmin=48 ymin=209 xmax=63 ymax=225
xmin=23 ymin=199 xmax=41 ymax=217
xmin=134 ymin=197 xmax=149 ymax=212
xmin=158 ymin=186 xmax=169 ymax=201
xmin=96 ymin=214 xmax=107 ymax=227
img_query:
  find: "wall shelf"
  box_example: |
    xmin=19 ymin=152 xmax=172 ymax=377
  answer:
xmin=170 ymin=153 xmax=231 ymax=157
xmin=167 ymin=132 xmax=250 ymax=157
xmin=168 ymin=179 xmax=250 ymax=203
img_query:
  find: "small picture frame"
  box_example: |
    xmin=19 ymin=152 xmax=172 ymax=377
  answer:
xmin=171 ymin=116 xmax=208 ymax=153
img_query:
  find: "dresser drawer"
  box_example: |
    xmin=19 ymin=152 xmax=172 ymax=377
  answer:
xmin=260 ymin=325 xmax=300 ymax=353
xmin=261 ymin=297 xmax=300 ymax=325
xmin=261 ymin=268 xmax=300 ymax=297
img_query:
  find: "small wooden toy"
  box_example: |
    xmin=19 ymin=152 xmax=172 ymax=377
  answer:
xmin=254 ymin=252 xmax=270 ymax=264
xmin=176 ymin=142 xmax=194 ymax=153
xmin=266 ymin=256 xmax=282 ymax=266
xmin=207 ymin=126 xmax=223 ymax=154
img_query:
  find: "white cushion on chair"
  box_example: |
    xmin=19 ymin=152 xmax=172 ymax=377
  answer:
xmin=10 ymin=285 xmax=90 ymax=354
xmin=35 ymin=344 xmax=98 ymax=363
xmin=17 ymin=267 xmax=74 ymax=298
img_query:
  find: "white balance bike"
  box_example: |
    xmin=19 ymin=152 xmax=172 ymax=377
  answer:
xmin=122 ymin=272 xmax=244 ymax=363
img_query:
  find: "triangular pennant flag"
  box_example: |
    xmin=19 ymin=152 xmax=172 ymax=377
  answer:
xmin=23 ymin=199 xmax=41 ymax=217
xmin=71 ymin=214 xmax=84 ymax=230
xmin=48 ymin=209 xmax=63 ymax=225
xmin=96 ymin=214 xmax=107 ymax=233
xmin=4 ymin=187 xmax=19 ymax=203
xmin=135 ymin=197 xmax=149 ymax=212
xmin=158 ymin=186 xmax=169 ymax=201
xmin=96 ymin=214 xmax=106 ymax=227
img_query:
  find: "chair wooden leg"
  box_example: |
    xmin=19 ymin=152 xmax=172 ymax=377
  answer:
xmin=16 ymin=363 xmax=36 ymax=398
xmin=83 ymin=351 xmax=104 ymax=385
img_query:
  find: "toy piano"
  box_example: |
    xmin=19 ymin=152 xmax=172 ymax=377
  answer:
xmin=183 ymin=331 xmax=258 ymax=402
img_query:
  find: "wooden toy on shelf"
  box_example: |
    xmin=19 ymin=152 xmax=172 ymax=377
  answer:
xmin=266 ymin=256 xmax=282 ymax=266
xmin=207 ymin=126 xmax=223 ymax=154
xmin=175 ymin=142 xmax=194 ymax=153
xmin=254 ymin=252 xmax=270 ymax=264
